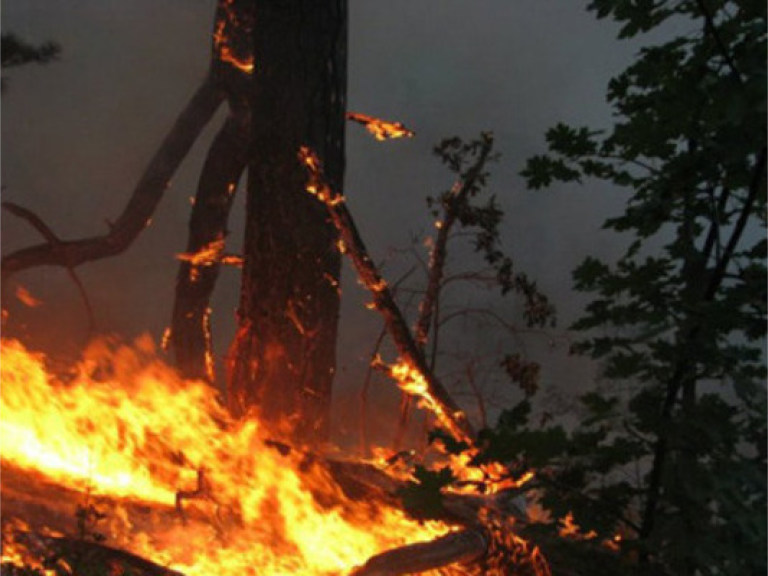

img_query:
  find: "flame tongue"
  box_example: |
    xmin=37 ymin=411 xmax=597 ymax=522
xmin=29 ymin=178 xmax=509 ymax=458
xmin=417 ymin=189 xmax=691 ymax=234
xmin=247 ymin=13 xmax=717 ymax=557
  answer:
xmin=0 ymin=337 xmax=450 ymax=575
xmin=346 ymin=113 xmax=415 ymax=141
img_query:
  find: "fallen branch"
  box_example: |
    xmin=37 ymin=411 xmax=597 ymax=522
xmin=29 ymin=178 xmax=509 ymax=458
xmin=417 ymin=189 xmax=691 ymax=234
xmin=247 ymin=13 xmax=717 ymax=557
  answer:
xmin=11 ymin=531 xmax=186 ymax=576
xmin=298 ymin=147 xmax=475 ymax=446
xmin=349 ymin=527 xmax=488 ymax=576
xmin=1 ymin=70 xmax=224 ymax=280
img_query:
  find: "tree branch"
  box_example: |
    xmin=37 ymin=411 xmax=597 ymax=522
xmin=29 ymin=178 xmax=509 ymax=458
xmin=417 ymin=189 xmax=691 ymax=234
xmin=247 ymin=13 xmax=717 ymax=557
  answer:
xmin=2 ymin=70 xmax=224 ymax=280
xmin=299 ymin=147 xmax=475 ymax=445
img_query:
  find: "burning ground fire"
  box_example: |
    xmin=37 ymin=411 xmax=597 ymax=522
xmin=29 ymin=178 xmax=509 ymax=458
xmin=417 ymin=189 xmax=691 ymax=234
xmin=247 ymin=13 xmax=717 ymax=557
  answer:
xmin=0 ymin=336 xmax=453 ymax=575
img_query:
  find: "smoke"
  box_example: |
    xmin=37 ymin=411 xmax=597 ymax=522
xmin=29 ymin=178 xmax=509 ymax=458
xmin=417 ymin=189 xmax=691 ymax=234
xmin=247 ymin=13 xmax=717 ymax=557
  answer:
xmin=2 ymin=1 xmax=638 ymax=441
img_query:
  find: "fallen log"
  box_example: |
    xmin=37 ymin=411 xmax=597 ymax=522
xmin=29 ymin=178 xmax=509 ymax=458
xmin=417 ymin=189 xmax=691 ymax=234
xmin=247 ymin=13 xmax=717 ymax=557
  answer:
xmin=349 ymin=527 xmax=488 ymax=576
xmin=4 ymin=530 xmax=186 ymax=576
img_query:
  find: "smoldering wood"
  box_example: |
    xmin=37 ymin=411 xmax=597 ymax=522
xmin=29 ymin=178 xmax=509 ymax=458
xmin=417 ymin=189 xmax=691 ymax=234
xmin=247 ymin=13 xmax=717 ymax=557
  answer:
xmin=1 ymin=70 xmax=224 ymax=281
xmin=349 ymin=528 xmax=488 ymax=576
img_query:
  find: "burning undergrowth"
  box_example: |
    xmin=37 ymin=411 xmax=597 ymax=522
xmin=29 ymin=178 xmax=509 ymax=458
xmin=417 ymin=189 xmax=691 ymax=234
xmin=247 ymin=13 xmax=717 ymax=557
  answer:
xmin=1 ymin=336 xmax=456 ymax=575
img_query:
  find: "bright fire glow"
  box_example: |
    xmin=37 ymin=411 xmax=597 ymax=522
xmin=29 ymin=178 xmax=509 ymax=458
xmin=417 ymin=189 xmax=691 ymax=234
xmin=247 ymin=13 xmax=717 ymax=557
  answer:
xmin=213 ymin=0 xmax=255 ymax=74
xmin=177 ymin=239 xmax=243 ymax=281
xmin=346 ymin=113 xmax=415 ymax=141
xmin=0 ymin=337 xmax=452 ymax=575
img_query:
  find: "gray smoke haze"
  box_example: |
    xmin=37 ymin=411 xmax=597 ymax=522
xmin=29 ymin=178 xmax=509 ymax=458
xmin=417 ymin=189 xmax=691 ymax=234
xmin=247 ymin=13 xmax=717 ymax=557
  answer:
xmin=2 ymin=1 xmax=640 ymax=443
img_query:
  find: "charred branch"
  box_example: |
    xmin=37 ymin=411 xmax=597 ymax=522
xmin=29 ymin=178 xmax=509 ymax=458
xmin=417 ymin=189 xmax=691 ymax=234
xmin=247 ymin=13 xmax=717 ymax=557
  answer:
xmin=299 ymin=148 xmax=475 ymax=446
xmin=349 ymin=528 xmax=488 ymax=576
xmin=1 ymin=70 xmax=224 ymax=281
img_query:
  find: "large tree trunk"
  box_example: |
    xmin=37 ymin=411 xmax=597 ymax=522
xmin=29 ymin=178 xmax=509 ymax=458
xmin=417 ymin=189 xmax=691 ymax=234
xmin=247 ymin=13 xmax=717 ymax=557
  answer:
xmin=227 ymin=0 xmax=347 ymax=445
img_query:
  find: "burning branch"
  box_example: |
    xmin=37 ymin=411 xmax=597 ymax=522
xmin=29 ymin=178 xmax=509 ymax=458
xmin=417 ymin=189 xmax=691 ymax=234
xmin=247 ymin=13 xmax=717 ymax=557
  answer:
xmin=393 ymin=133 xmax=495 ymax=447
xmin=1 ymin=70 xmax=224 ymax=281
xmin=298 ymin=146 xmax=474 ymax=446
xmin=347 ymin=112 xmax=415 ymax=141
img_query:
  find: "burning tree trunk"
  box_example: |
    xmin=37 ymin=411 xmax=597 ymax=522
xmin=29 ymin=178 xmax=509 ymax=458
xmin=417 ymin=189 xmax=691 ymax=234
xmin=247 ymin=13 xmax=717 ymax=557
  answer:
xmin=227 ymin=0 xmax=347 ymax=445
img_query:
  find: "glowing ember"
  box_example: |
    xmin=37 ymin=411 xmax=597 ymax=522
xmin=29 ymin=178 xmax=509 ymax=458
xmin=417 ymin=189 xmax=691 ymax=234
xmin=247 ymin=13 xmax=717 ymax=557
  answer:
xmin=15 ymin=285 xmax=42 ymax=308
xmin=0 ymin=337 xmax=452 ymax=575
xmin=177 ymin=239 xmax=243 ymax=281
xmin=212 ymin=0 xmax=255 ymax=74
xmin=346 ymin=113 xmax=415 ymax=141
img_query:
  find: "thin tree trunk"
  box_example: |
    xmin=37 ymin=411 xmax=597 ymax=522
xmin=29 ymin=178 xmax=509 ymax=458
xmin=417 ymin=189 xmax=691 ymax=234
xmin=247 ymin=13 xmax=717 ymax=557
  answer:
xmin=228 ymin=0 xmax=347 ymax=445
xmin=170 ymin=113 xmax=248 ymax=381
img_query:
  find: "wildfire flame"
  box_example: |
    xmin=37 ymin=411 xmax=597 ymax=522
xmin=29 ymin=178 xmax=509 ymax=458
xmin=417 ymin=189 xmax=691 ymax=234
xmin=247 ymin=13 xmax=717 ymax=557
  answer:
xmin=346 ymin=113 xmax=415 ymax=141
xmin=0 ymin=337 xmax=453 ymax=575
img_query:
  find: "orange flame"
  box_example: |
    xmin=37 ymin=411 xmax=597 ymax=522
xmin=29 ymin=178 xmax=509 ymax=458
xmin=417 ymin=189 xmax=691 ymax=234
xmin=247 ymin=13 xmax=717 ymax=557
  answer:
xmin=346 ymin=113 xmax=415 ymax=141
xmin=0 ymin=337 xmax=452 ymax=575
xmin=177 ymin=239 xmax=243 ymax=281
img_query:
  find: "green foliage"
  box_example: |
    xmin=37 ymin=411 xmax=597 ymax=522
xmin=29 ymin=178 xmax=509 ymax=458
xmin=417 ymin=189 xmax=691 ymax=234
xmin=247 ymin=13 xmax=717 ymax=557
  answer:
xmin=515 ymin=1 xmax=767 ymax=574
xmin=396 ymin=465 xmax=455 ymax=520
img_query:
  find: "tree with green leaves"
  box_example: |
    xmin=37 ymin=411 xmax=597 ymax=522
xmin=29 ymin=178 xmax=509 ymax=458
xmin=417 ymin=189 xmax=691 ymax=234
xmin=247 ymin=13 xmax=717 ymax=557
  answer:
xmin=496 ymin=1 xmax=766 ymax=574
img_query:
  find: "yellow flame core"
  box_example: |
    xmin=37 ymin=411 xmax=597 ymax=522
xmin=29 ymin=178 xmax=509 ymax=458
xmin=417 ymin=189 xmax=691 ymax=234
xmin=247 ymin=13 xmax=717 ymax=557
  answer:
xmin=0 ymin=337 xmax=451 ymax=575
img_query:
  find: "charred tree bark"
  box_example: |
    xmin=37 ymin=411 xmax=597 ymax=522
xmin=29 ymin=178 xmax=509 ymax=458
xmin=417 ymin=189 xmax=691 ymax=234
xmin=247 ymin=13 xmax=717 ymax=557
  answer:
xmin=169 ymin=0 xmax=253 ymax=381
xmin=227 ymin=0 xmax=347 ymax=445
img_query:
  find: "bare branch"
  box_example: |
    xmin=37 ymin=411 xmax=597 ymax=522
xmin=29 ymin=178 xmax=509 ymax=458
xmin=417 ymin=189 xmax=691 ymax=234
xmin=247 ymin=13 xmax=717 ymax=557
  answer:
xmin=2 ymin=70 xmax=224 ymax=280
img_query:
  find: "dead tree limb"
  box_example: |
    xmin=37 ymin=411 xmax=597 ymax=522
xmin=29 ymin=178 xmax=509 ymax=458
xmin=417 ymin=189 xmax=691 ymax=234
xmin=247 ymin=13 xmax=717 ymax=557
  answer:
xmin=170 ymin=111 xmax=248 ymax=381
xmin=349 ymin=528 xmax=488 ymax=576
xmin=1 ymin=70 xmax=224 ymax=281
xmin=299 ymin=147 xmax=474 ymax=446
xmin=414 ymin=134 xmax=494 ymax=348
xmin=393 ymin=134 xmax=494 ymax=447
xmin=2 ymin=201 xmax=96 ymax=332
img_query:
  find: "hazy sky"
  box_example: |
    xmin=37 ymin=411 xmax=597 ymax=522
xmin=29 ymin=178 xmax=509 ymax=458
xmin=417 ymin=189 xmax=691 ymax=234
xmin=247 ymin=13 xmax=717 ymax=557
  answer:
xmin=2 ymin=1 xmax=641 ymax=440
